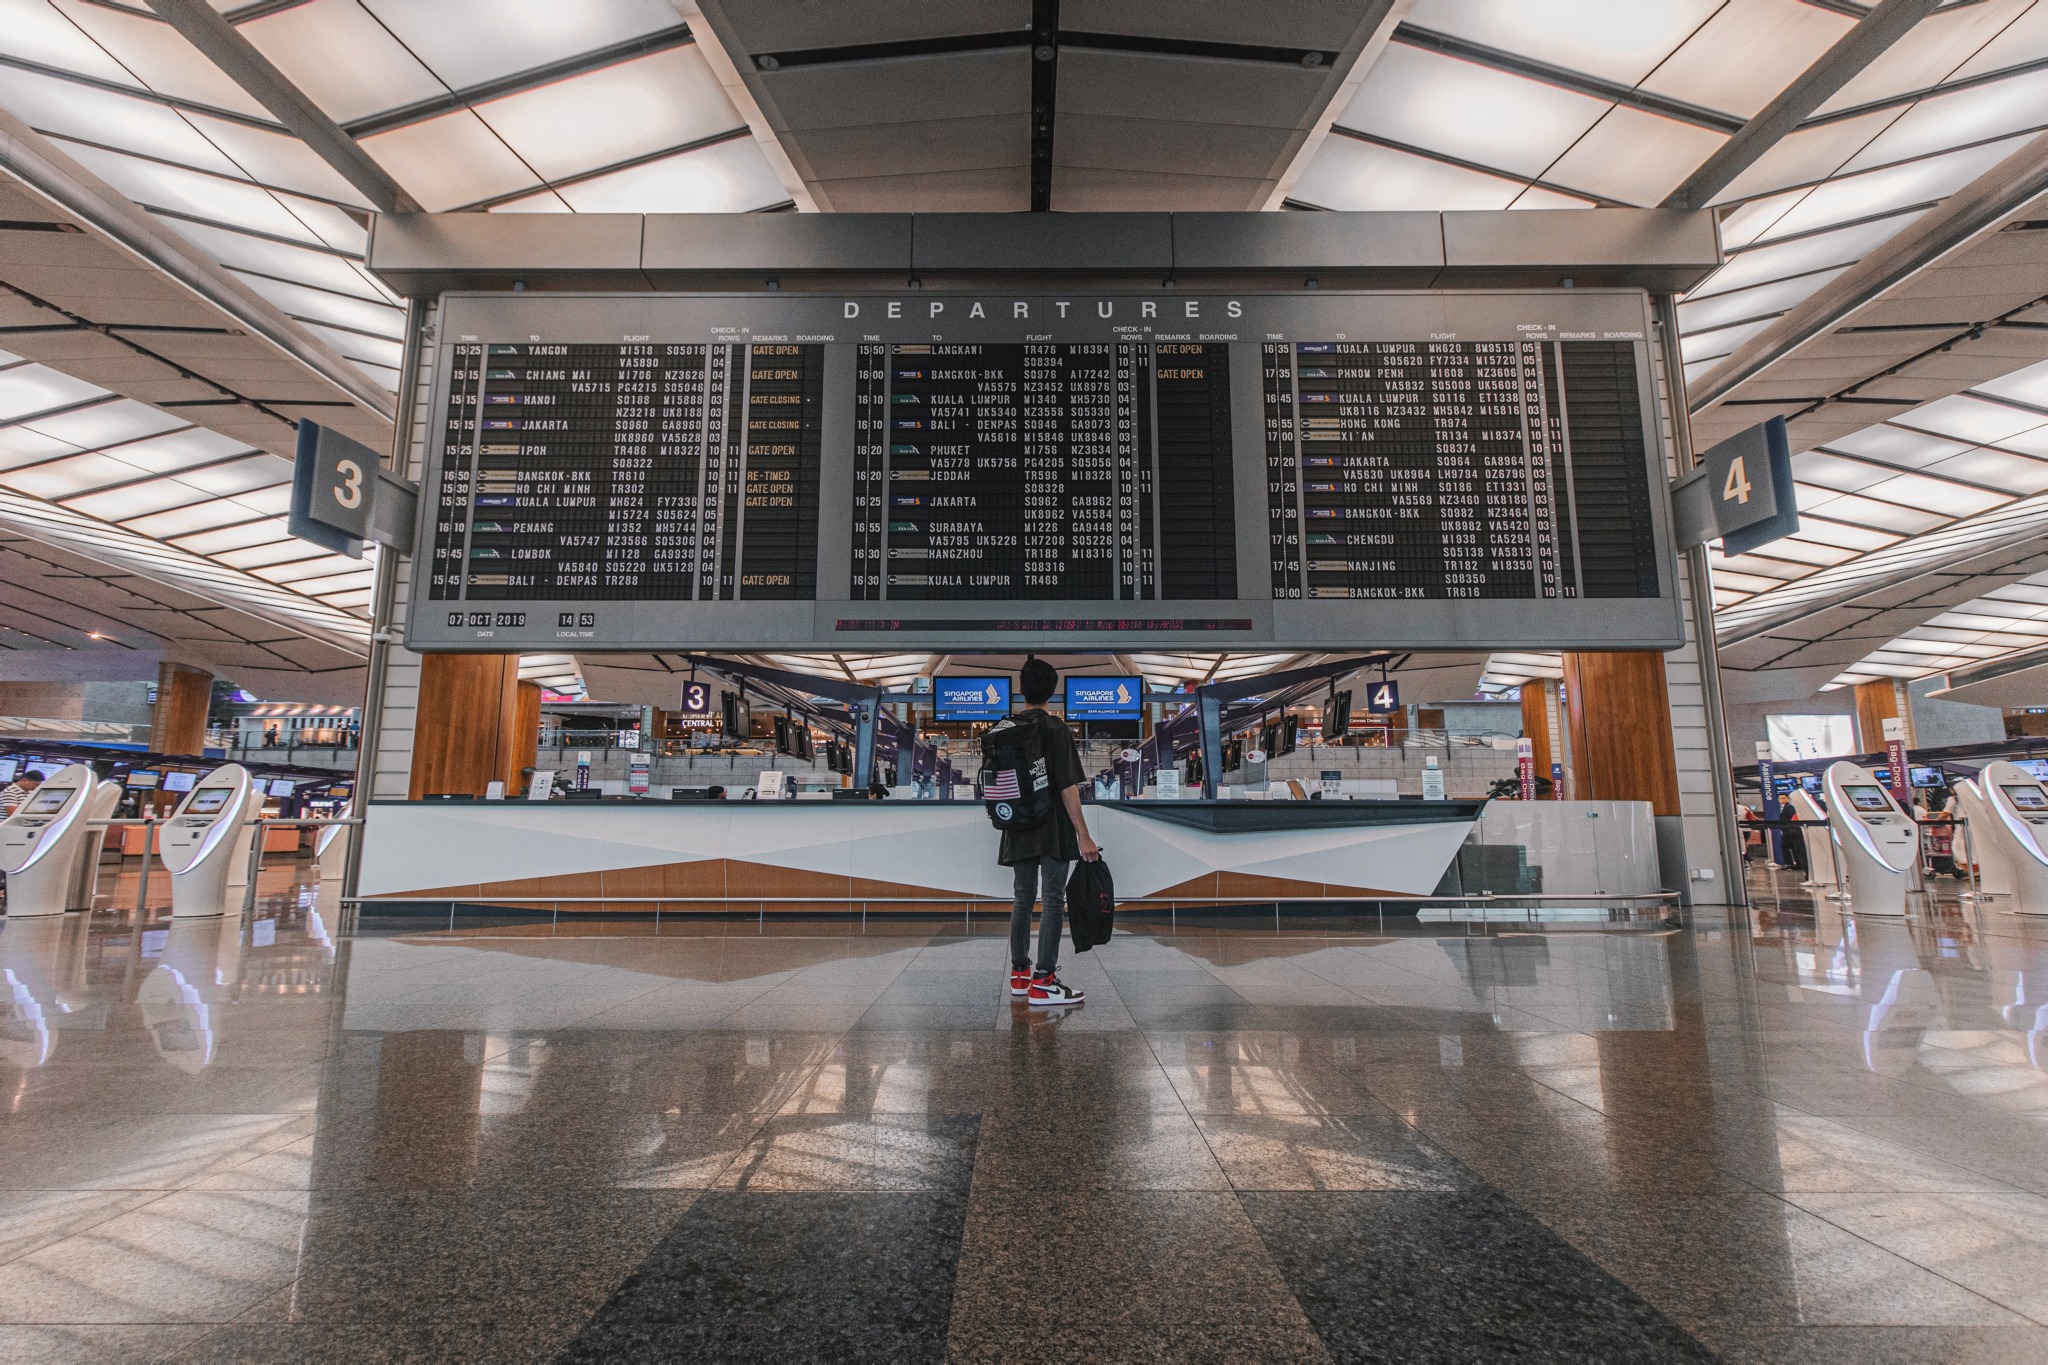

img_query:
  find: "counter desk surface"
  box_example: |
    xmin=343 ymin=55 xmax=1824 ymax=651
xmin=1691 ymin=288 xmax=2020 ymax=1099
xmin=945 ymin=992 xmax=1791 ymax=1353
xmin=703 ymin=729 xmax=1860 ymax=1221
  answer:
xmin=358 ymin=797 xmax=1486 ymax=911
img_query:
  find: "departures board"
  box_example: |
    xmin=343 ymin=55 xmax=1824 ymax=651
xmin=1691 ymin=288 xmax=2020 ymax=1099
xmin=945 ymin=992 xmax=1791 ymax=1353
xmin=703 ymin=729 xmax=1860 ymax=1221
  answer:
xmin=409 ymin=291 xmax=1682 ymax=651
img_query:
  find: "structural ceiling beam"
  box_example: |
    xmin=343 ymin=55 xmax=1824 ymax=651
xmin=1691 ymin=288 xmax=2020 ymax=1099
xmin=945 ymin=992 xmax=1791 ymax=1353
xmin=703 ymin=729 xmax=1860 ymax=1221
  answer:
xmin=1688 ymin=124 xmax=2048 ymax=413
xmin=142 ymin=0 xmax=421 ymax=215
xmin=1664 ymin=0 xmax=1940 ymax=211
xmin=0 ymin=106 xmax=396 ymax=422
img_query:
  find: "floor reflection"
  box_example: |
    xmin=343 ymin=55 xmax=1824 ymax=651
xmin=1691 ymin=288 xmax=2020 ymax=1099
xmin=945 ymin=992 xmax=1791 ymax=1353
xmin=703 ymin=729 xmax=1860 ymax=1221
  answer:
xmin=0 ymin=865 xmax=2046 ymax=1359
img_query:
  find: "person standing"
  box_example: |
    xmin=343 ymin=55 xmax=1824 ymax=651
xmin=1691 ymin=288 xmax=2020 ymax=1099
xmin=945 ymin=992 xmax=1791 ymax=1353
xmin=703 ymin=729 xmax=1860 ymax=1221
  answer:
xmin=0 ymin=769 xmax=43 ymax=816
xmin=1001 ymin=659 xmax=1101 ymax=1007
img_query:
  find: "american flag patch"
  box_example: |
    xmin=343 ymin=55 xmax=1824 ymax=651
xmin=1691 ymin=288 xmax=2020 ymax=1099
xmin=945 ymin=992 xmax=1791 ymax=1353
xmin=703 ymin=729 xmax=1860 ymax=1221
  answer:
xmin=984 ymin=770 xmax=1020 ymax=799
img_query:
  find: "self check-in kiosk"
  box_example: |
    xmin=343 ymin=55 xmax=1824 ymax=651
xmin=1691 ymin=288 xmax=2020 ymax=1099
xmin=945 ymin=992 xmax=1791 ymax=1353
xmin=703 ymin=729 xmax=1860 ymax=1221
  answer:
xmin=1954 ymin=778 xmax=2013 ymax=898
xmin=160 ymin=765 xmax=255 ymax=919
xmin=1823 ymin=761 xmax=1917 ymax=917
xmin=68 ymin=780 xmax=121 ymax=912
xmin=1789 ymin=788 xmax=1840 ymax=892
xmin=1975 ymin=760 xmax=2048 ymax=914
xmin=0 ymin=764 xmax=106 ymax=917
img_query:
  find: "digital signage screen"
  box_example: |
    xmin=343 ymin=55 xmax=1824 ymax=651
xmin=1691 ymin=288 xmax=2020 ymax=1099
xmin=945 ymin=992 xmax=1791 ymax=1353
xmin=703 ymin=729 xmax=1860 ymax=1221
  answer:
xmin=407 ymin=291 xmax=1681 ymax=653
xmin=1064 ymin=676 xmax=1142 ymax=721
xmin=933 ymin=677 xmax=1011 ymax=722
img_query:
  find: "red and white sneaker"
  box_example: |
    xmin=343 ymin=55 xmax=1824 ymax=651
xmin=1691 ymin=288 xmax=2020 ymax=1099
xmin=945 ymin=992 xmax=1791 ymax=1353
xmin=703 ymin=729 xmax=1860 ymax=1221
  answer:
xmin=1028 ymin=971 xmax=1084 ymax=1007
xmin=1009 ymin=968 xmax=1031 ymax=998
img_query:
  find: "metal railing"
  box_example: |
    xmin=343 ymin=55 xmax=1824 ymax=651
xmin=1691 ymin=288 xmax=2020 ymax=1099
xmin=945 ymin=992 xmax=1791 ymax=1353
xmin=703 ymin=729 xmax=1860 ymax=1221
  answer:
xmin=77 ymin=815 xmax=362 ymax=917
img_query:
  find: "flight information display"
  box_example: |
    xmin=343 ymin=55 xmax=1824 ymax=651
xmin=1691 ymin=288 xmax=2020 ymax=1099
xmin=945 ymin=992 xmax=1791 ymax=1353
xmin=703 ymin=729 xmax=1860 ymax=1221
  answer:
xmin=410 ymin=291 xmax=1682 ymax=651
xmin=1263 ymin=338 xmax=1659 ymax=601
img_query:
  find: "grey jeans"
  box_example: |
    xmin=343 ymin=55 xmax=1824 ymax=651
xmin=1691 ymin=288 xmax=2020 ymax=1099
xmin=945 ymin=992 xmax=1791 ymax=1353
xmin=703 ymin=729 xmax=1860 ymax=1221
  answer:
xmin=1009 ymin=856 xmax=1070 ymax=973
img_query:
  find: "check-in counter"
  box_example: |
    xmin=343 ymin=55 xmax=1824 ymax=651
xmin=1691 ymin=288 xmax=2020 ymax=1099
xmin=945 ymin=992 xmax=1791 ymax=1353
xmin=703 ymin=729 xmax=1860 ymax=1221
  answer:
xmin=357 ymin=798 xmax=1490 ymax=913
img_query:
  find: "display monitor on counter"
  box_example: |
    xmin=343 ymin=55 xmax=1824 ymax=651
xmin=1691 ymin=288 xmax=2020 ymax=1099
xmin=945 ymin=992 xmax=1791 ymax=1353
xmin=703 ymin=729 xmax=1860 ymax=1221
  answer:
xmin=162 ymin=771 xmax=197 ymax=794
xmin=125 ymin=769 xmax=160 ymax=789
xmin=1064 ymin=676 xmax=1142 ymax=722
xmin=933 ymin=677 xmax=1011 ymax=722
xmin=268 ymin=779 xmax=295 ymax=797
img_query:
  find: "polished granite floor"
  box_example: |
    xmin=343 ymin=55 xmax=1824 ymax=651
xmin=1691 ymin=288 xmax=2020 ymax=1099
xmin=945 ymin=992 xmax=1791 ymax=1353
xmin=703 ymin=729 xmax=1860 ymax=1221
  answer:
xmin=4 ymin=864 xmax=2048 ymax=1361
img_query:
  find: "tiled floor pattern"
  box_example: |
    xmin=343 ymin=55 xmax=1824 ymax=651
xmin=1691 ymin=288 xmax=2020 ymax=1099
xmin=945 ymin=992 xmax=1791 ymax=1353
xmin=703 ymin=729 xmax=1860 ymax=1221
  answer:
xmin=4 ymin=866 xmax=2048 ymax=1359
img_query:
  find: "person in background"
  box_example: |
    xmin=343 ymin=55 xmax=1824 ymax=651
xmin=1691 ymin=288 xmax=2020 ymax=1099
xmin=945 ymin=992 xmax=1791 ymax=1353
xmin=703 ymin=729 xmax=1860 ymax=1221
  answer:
xmin=867 ymin=782 xmax=889 ymax=800
xmin=1001 ymin=658 xmax=1101 ymax=1007
xmin=0 ymin=769 xmax=44 ymax=816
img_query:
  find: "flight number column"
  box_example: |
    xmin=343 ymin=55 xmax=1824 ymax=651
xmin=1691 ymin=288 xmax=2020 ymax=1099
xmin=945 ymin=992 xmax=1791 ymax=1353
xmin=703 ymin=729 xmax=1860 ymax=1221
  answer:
xmin=1030 ymin=343 xmax=1116 ymax=598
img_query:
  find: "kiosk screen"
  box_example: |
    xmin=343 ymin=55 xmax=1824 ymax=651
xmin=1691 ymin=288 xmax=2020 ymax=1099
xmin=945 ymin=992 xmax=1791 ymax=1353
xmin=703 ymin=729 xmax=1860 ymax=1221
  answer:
xmin=2003 ymin=784 xmax=2048 ymax=811
xmin=162 ymin=771 xmax=196 ymax=793
xmin=1843 ymin=785 xmax=1892 ymax=813
xmin=186 ymin=788 xmax=232 ymax=815
xmin=409 ymin=291 xmax=1680 ymax=651
xmin=25 ymin=787 xmax=74 ymax=814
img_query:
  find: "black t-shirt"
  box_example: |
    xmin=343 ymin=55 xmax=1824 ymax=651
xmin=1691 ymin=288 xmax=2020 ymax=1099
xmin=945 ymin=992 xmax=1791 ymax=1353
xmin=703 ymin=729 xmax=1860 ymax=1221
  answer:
xmin=997 ymin=708 xmax=1085 ymax=866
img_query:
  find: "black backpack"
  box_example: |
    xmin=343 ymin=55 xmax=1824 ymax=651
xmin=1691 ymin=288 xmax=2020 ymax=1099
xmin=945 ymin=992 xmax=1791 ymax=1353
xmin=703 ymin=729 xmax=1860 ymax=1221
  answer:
xmin=1066 ymin=858 xmax=1115 ymax=951
xmin=979 ymin=717 xmax=1054 ymax=830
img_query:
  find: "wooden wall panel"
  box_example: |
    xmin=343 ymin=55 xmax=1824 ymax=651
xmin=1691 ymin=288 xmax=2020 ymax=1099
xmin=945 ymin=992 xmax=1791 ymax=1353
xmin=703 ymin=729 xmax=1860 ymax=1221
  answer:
xmin=508 ymin=680 xmax=542 ymax=795
xmin=409 ymin=653 xmax=522 ymax=799
xmin=1561 ymin=651 xmax=1680 ymax=817
xmin=151 ymin=662 xmax=211 ymax=757
xmin=1854 ymin=679 xmax=1906 ymax=750
xmin=1520 ymin=682 xmax=1552 ymax=782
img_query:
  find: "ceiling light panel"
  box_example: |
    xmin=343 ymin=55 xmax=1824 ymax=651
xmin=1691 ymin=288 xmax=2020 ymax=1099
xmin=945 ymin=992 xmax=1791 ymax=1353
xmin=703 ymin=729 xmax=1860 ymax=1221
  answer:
xmin=0 ymin=365 xmax=106 ymax=422
xmin=1640 ymin=0 xmax=1853 ymax=118
xmin=361 ymin=0 xmax=686 ymax=91
xmin=63 ymin=143 xmax=326 ymax=241
xmin=1404 ymin=0 xmax=1718 ymax=86
xmin=183 ymin=113 xmax=373 ymax=207
xmin=1815 ymin=0 xmax=2039 ymax=115
xmin=1542 ymin=104 xmax=1725 ymax=205
xmin=23 ymin=401 xmax=186 ymax=451
xmin=1800 ymin=137 xmax=2037 ymax=241
xmin=1288 ymin=135 xmax=1524 ymax=211
xmin=469 ymin=47 xmax=740 ymax=184
xmin=1840 ymin=69 xmax=2048 ymax=174
xmin=505 ymin=137 xmax=787 ymax=215
xmin=59 ymin=480 xmax=209 ymax=521
xmin=1335 ymin=45 xmax=1611 ymax=180
xmin=1895 ymin=394 xmax=2048 ymax=446
xmin=238 ymin=0 xmax=443 ymax=125
xmin=361 ymin=109 xmax=541 ymax=211
xmin=54 ymin=0 xmax=271 ymax=116
xmin=0 ymin=66 xmax=241 ymax=174
xmin=1823 ymin=424 xmax=1974 ymax=467
xmin=1693 ymin=213 xmax=1932 ymax=298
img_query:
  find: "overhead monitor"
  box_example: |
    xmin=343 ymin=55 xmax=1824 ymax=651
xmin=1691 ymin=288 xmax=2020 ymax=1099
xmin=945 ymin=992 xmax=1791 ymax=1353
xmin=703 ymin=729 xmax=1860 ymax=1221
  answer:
xmin=1842 ymin=785 xmax=1892 ymax=813
xmin=269 ymin=779 xmax=295 ymax=797
xmin=933 ymin=677 xmax=1011 ymax=722
xmin=1064 ymin=676 xmax=1142 ymax=721
xmin=125 ymin=769 xmax=160 ymax=789
xmin=162 ymin=771 xmax=197 ymax=793
xmin=0 ymin=757 xmax=15 ymax=784
xmin=1909 ymin=765 xmax=1943 ymax=788
xmin=2018 ymin=759 xmax=2048 ymax=782
xmin=24 ymin=787 xmax=74 ymax=814
xmin=407 ymin=290 xmax=1680 ymax=653
xmin=2003 ymin=784 xmax=2048 ymax=810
